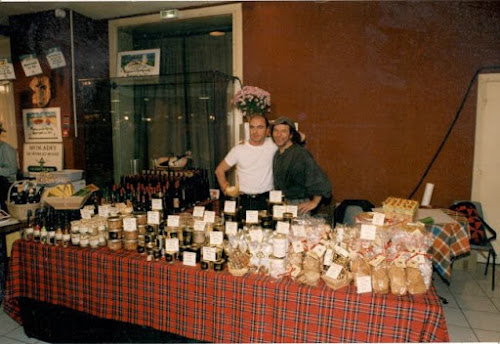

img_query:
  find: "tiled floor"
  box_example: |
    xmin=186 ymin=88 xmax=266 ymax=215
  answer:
xmin=0 ymin=263 xmax=498 ymax=343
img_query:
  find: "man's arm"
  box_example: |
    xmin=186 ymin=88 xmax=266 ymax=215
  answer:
xmin=298 ymin=195 xmax=322 ymax=215
xmin=215 ymin=160 xmax=232 ymax=195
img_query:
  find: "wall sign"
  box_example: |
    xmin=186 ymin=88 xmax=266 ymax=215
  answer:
xmin=20 ymin=54 xmax=43 ymax=77
xmin=117 ymin=49 xmax=160 ymax=77
xmin=23 ymin=143 xmax=63 ymax=173
xmin=23 ymin=107 xmax=62 ymax=142
xmin=45 ymin=47 xmax=66 ymax=69
xmin=0 ymin=58 xmax=16 ymax=80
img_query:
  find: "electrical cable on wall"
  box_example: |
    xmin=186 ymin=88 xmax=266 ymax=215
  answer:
xmin=408 ymin=66 xmax=500 ymax=199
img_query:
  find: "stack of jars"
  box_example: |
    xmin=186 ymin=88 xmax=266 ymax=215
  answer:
xmin=107 ymin=216 xmax=123 ymax=250
xmin=70 ymin=217 xmax=108 ymax=248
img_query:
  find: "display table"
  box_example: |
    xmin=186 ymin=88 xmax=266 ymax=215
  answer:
xmin=3 ymin=240 xmax=449 ymax=343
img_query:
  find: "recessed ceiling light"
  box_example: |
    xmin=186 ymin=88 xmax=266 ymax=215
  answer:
xmin=209 ymin=31 xmax=225 ymax=37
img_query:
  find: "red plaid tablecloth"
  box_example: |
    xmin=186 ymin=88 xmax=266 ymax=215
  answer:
xmin=428 ymin=210 xmax=470 ymax=282
xmin=3 ymin=240 xmax=449 ymax=343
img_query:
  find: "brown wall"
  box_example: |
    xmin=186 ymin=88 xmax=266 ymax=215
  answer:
xmin=242 ymin=1 xmax=500 ymax=207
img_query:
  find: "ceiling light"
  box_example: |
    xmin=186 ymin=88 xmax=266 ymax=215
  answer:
xmin=209 ymin=31 xmax=225 ymax=37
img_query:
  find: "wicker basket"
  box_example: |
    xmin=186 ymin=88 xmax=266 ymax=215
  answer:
xmin=228 ymin=262 xmax=249 ymax=277
xmin=6 ymin=181 xmax=41 ymax=221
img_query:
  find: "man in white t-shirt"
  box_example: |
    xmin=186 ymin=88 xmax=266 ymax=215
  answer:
xmin=215 ymin=115 xmax=277 ymax=212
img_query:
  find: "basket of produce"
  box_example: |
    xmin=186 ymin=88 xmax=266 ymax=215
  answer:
xmin=43 ymin=183 xmax=99 ymax=210
xmin=6 ymin=180 xmax=42 ymax=221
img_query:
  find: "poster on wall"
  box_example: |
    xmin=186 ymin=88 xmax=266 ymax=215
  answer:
xmin=45 ymin=47 xmax=66 ymax=69
xmin=20 ymin=54 xmax=43 ymax=77
xmin=23 ymin=143 xmax=63 ymax=173
xmin=117 ymin=48 xmax=160 ymax=77
xmin=0 ymin=58 xmax=16 ymax=80
xmin=23 ymin=107 xmax=62 ymax=142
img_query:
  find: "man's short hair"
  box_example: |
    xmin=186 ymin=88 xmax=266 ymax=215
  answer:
xmin=271 ymin=116 xmax=301 ymax=143
xmin=248 ymin=114 xmax=270 ymax=128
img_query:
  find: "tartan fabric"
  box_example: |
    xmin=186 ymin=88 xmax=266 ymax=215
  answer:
xmin=3 ymin=240 xmax=449 ymax=343
xmin=428 ymin=211 xmax=471 ymax=282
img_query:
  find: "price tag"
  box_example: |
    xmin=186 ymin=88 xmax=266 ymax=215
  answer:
xmin=292 ymin=225 xmax=307 ymax=238
xmin=336 ymin=227 xmax=344 ymax=242
xmin=276 ymin=221 xmax=290 ymax=235
xmin=286 ymin=205 xmax=298 ymax=218
xmin=225 ymin=221 xmax=238 ymax=236
xmin=147 ymin=211 xmax=160 ymax=225
xmin=165 ymin=238 xmax=179 ymax=252
xmin=202 ymin=246 xmax=217 ymax=262
xmin=123 ymin=217 xmax=137 ymax=231
xmin=249 ymin=228 xmax=263 ymax=242
xmin=406 ymin=256 xmax=421 ymax=269
xmin=183 ymin=251 xmax=197 ymax=266
xmin=360 ymin=224 xmax=377 ymax=241
xmin=151 ymin=198 xmax=162 ymax=210
xmin=80 ymin=209 xmax=93 ymax=220
xmin=334 ymin=245 xmax=349 ymax=258
xmin=203 ymin=211 xmax=215 ymax=223
xmin=194 ymin=220 xmax=206 ymax=232
xmin=326 ymin=263 xmax=343 ymax=280
xmin=394 ymin=255 xmax=407 ymax=268
xmin=193 ymin=206 xmax=205 ymax=218
xmin=292 ymin=241 xmax=304 ymax=253
xmin=369 ymin=255 xmax=386 ymax=267
xmin=269 ymin=190 xmax=282 ymax=203
xmin=246 ymin=210 xmax=259 ymax=224
xmin=290 ymin=264 xmax=302 ymax=278
xmin=372 ymin=212 xmax=385 ymax=226
xmin=273 ymin=205 xmax=286 ymax=218
xmin=324 ymin=249 xmax=334 ymax=266
xmin=224 ymin=201 xmax=236 ymax=214
xmin=312 ymin=244 xmax=326 ymax=258
xmin=356 ymin=275 xmax=373 ymax=294
xmin=98 ymin=205 xmax=110 ymax=217
xmin=210 ymin=231 xmax=224 ymax=246
xmin=167 ymin=215 xmax=180 ymax=227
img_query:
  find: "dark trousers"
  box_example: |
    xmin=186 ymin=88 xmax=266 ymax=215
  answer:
xmin=239 ymin=192 xmax=269 ymax=214
xmin=0 ymin=176 xmax=10 ymax=212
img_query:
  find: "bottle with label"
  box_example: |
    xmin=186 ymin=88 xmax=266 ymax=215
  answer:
xmin=33 ymin=209 xmax=41 ymax=243
xmin=55 ymin=214 xmax=63 ymax=246
xmin=62 ymin=213 xmax=71 ymax=248
xmin=27 ymin=187 xmax=36 ymax=204
xmin=24 ymin=209 xmax=34 ymax=241
xmin=40 ymin=212 xmax=48 ymax=244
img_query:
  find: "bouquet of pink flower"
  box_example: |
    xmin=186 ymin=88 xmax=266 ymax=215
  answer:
xmin=232 ymin=86 xmax=271 ymax=116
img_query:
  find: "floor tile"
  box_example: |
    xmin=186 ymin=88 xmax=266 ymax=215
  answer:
xmin=5 ymin=326 xmax=38 ymax=344
xmin=449 ymin=280 xmax=489 ymax=298
xmin=491 ymin=298 xmax=500 ymax=311
xmin=447 ymin=325 xmax=478 ymax=342
xmin=443 ymin=307 xmax=469 ymax=327
xmin=474 ymin=328 xmax=500 ymax=342
xmin=463 ymin=309 xmax=500 ymax=331
xmin=454 ymin=294 xmax=499 ymax=313
xmin=0 ymin=311 xmax=20 ymax=336
xmin=0 ymin=336 xmax=30 ymax=344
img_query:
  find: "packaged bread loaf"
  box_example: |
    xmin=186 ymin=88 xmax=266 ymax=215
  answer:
xmin=388 ymin=266 xmax=407 ymax=296
xmin=371 ymin=262 xmax=390 ymax=294
xmin=406 ymin=267 xmax=427 ymax=294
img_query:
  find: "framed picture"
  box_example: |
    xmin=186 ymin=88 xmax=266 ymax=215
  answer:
xmin=117 ymin=48 xmax=161 ymax=77
xmin=23 ymin=107 xmax=62 ymax=142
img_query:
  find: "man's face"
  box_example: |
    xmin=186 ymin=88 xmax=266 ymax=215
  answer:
xmin=249 ymin=116 xmax=268 ymax=145
xmin=272 ymin=123 xmax=293 ymax=149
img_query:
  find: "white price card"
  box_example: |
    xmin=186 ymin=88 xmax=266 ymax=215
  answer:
xmin=326 ymin=263 xmax=343 ymax=280
xmin=210 ymin=231 xmax=224 ymax=246
xmin=372 ymin=212 xmax=385 ymax=226
xmin=224 ymin=200 xmax=236 ymax=214
xmin=292 ymin=225 xmax=307 ymax=238
xmin=324 ymin=249 xmax=334 ymax=266
xmin=45 ymin=47 xmax=66 ymax=69
xmin=98 ymin=205 xmax=110 ymax=217
xmin=202 ymin=246 xmax=217 ymax=262
xmin=286 ymin=205 xmax=298 ymax=218
xmin=394 ymin=255 xmax=407 ymax=268
xmin=273 ymin=205 xmax=286 ymax=218
xmin=123 ymin=217 xmax=137 ymax=231
xmin=360 ymin=224 xmax=377 ymax=241
xmin=193 ymin=206 xmax=205 ymax=218
xmin=369 ymin=255 xmax=386 ymax=267
xmin=334 ymin=245 xmax=349 ymax=258
xmin=183 ymin=251 xmax=197 ymax=266
xmin=165 ymin=238 xmax=179 ymax=252
xmin=276 ymin=221 xmax=290 ymax=235
xmin=312 ymin=244 xmax=326 ymax=258
xmin=167 ymin=215 xmax=180 ymax=227
xmin=249 ymin=228 xmax=263 ymax=243
xmin=194 ymin=220 xmax=206 ymax=232
xmin=151 ymin=199 xmax=162 ymax=210
xmin=356 ymin=275 xmax=373 ymax=294
xmin=246 ymin=210 xmax=259 ymax=224
xmin=336 ymin=227 xmax=344 ymax=242
xmin=204 ymin=211 xmax=216 ymax=223
xmin=269 ymin=190 xmax=283 ymax=203
xmin=147 ymin=211 xmax=160 ymax=225
xmin=292 ymin=241 xmax=304 ymax=253
xmin=225 ymin=221 xmax=238 ymax=236
xmin=80 ymin=209 xmax=93 ymax=220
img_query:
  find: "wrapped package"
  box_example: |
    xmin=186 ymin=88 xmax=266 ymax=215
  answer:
xmin=406 ymin=267 xmax=427 ymax=294
xmin=371 ymin=263 xmax=389 ymax=294
xmin=295 ymin=254 xmax=321 ymax=286
xmin=388 ymin=266 xmax=407 ymax=296
xmin=322 ymin=271 xmax=352 ymax=290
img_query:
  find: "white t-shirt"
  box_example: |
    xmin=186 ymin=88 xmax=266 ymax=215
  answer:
xmin=224 ymin=137 xmax=277 ymax=194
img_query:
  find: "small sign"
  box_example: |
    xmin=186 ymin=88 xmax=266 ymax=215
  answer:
xmin=292 ymin=241 xmax=304 ymax=253
xmin=202 ymin=246 xmax=217 ymax=262
xmin=356 ymin=275 xmax=373 ymax=294
xmin=210 ymin=231 xmax=224 ymax=246
xmin=194 ymin=220 xmax=206 ymax=232
xmin=183 ymin=251 xmax=197 ymax=266
xmin=246 ymin=210 xmax=259 ymax=224
xmin=269 ymin=190 xmax=282 ymax=203
xmin=312 ymin=244 xmax=326 ymax=258
xmin=147 ymin=211 xmax=160 ymax=225
xmin=151 ymin=198 xmax=162 ymax=210
xmin=286 ymin=205 xmax=298 ymax=218
xmin=80 ymin=208 xmax=93 ymax=220
xmin=324 ymin=249 xmax=334 ymax=266
xmin=167 ymin=215 xmax=180 ymax=227
xmin=192 ymin=206 xmax=205 ymax=218
xmin=372 ymin=212 xmax=386 ymax=226
xmin=45 ymin=47 xmax=67 ymax=69
xmin=203 ymin=210 xmax=215 ymax=223
xmin=20 ymin=54 xmax=43 ymax=77
xmin=225 ymin=221 xmax=238 ymax=236
xmin=276 ymin=221 xmax=290 ymax=235
xmin=23 ymin=143 xmax=63 ymax=173
xmin=334 ymin=245 xmax=349 ymax=258
xmin=165 ymin=238 xmax=179 ymax=252
xmin=360 ymin=224 xmax=377 ymax=241
xmin=0 ymin=58 xmax=16 ymax=80
xmin=224 ymin=200 xmax=236 ymax=214
xmin=326 ymin=263 xmax=343 ymax=280
xmin=249 ymin=228 xmax=263 ymax=242
xmin=117 ymin=49 xmax=160 ymax=77
xmin=23 ymin=107 xmax=62 ymax=143
xmin=273 ymin=205 xmax=286 ymax=218
xmin=123 ymin=217 xmax=137 ymax=231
